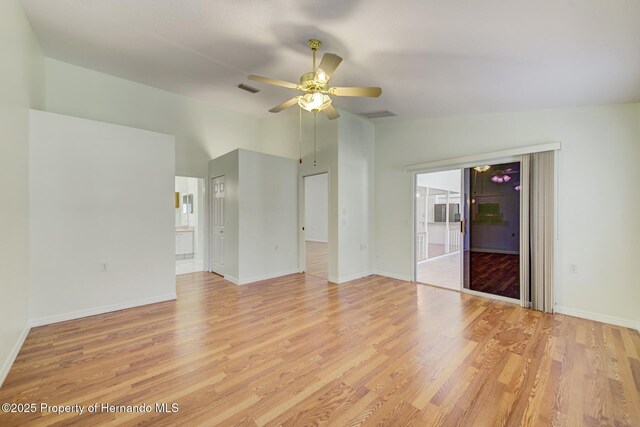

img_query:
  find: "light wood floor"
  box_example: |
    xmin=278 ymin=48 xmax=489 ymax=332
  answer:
xmin=1 ymin=273 xmax=639 ymax=426
xmin=305 ymin=240 xmax=328 ymax=279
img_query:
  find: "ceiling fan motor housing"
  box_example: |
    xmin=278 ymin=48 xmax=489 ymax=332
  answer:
xmin=299 ymin=72 xmax=327 ymax=92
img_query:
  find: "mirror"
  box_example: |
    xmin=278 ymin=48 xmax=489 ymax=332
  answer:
xmin=182 ymin=194 xmax=193 ymax=214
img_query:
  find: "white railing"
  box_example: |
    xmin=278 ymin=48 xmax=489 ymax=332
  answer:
xmin=448 ymin=228 xmax=461 ymax=253
xmin=416 ymin=232 xmax=427 ymax=262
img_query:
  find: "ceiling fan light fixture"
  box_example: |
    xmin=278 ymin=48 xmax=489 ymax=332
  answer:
xmin=316 ymin=70 xmax=328 ymax=83
xmin=298 ymin=92 xmax=332 ymax=112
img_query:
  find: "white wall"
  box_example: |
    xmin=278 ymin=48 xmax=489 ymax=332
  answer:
xmin=0 ymin=0 xmax=44 ymax=386
xmin=259 ymin=110 xmax=375 ymax=284
xmin=417 ymin=169 xmax=461 ymax=193
xmin=44 ymin=58 xmax=261 ymax=178
xmin=374 ymin=103 xmax=640 ymax=328
xmin=208 ymin=149 xmax=298 ymax=285
xmin=238 ymin=150 xmax=298 ymax=283
xmin=338 ymin=111 xmax=375 ymax=281
xmin=259 ymin=112 xmax=341 ymax=281
xmin=29 ymin=111 xmax=176 ymax=325
xmin=304 ymin=174 xmax=328 ymax=242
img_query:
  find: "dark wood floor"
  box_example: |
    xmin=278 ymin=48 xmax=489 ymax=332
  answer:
xmin=471 ymin=251 xmax=520 ymax=299
xmin=1 ymin=273 xmax=639 ymax=426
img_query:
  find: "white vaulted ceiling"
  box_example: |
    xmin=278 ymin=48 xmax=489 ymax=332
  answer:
xmin=20 ymin=0 xmax=640 ymax=120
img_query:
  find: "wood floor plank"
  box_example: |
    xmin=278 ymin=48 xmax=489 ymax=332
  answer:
xmin=305 ymin=241 xmax=328 ymax=280
xmin=0 ymin=272 xmax=638 ymax=426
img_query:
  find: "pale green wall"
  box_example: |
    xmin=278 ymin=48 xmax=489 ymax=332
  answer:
xmin=0 ymin=0 xmax=45 ymax=383
xmin=44 ymin=58 xmax=261 ymax=178
xmin=374 ymin=103 xmax=640 ymax=328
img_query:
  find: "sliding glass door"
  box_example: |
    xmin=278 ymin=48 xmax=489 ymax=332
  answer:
xmin=414 ymin=170 xmax=462 ymax=290
xmin=462 ymin=163 xmax=521 ymax=300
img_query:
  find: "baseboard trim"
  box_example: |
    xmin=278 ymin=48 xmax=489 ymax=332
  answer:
xmin=336 ymin=271 xmax=374 ymax=284
xmin=305 ymin=239 xmax=328 ymax=243
xmin=229 ymin=268 xmax=301 ymax=286
xmin=0 ymin=325 xmax=31 ymax=387
xmin=373 ymin=270 xmax=412 ymax=282
xmin=555 ymin=305 xmax=640 ymax=331
xmin=470 ymin=248 xmax=519 ymax=255
xmin=29 ymin=293 xmax=177 ymax=328
xmin=224 ymin=275 xmax=240 ymax=285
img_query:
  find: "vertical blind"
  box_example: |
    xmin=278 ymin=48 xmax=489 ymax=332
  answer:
xmin=520 ymin=151 xmax=555 ymax=312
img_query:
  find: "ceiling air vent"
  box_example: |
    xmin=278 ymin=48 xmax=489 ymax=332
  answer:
xmin=358 ymin=110 xmax=396 ymax=119
xmin=237 ymin=83 xmax=260 ymax=94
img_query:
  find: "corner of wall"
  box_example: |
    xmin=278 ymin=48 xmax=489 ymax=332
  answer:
xmin=0 ymin=0 xmax=46 ymax=388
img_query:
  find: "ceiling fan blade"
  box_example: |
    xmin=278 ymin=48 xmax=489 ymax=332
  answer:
xmin=315 ymin=53 xmax=342 ymax=81
xmin=249 ymin=75 xmax=298 ymax=90
xmin=323 ymin=105 xmax=340 ymax=120
xmin=269 ymin=97 xmax=300 ymax=113
xmin=332 ymin=87 xmax=382 ymax=97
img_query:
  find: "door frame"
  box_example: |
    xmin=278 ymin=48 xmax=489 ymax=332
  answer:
xmin=411 ymin=154 xmax=522 ymax=304
xmin=209 ymin=174 xmax=225 ymax=275
xmin=299 ymin=170 xmax=330 ymax=277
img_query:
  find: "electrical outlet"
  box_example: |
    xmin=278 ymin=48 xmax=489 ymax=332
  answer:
xmin=569 ymin=264 xmax=577 ymax=273
xmin=274 ymin=244 xmax=279 ymax=251
xmin=100 ymin=263 xmax=109 ymax=272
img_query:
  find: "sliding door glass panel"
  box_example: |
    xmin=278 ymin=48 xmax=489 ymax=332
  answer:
xmin=466 ymin=163 xmax=521 ymax=300
xmin=463 ymin=168 xmax=471 ymax=290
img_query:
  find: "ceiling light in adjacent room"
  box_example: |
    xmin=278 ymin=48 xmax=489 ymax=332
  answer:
xmin=474 ymin=165 xmax=491 ymax=173
xmin=491 ymin=173 xmax=511 ymax=183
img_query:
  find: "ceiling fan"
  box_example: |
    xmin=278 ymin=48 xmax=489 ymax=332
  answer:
xmin=248 ymin=39 xmax=382 ymax=120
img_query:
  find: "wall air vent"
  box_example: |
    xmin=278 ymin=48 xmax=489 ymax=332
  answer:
xmin=358 ymin=110 xmax=397 ymax=119
xmin=237 ymin=83 xmax=260 ymax=94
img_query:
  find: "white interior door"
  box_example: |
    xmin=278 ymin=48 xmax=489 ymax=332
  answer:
xmin=211 ymin=176 xmax=225 ymax=275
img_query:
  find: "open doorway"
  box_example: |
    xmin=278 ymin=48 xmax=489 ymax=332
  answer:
xmin=415 ymin=169 xmax=462 ymax=290
xmin=463 ymin=163 xmax=521 ymax=300
xmin=304 ymin=173 xmax=328 ymax=279
xmin=175 ymin=176 xmax=205 ymax=275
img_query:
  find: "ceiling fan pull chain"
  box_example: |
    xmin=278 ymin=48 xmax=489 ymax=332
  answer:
xmin=313 ymin=112 xmax=317 ymax=167
xmin=299 ymin=107 xmax=303 ymax=164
